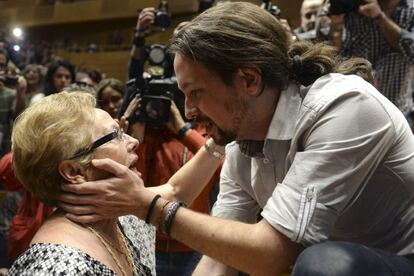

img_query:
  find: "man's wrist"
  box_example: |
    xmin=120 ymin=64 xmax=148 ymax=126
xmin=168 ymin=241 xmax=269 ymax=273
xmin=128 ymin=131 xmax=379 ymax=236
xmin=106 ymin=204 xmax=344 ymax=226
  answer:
xmin=133 ymin=36 xmax=146 ymax=47
xmin=373 ymin=11 xmax=385 ymax=22
xmin=204 ymin=139 xmax=225 ymax=159
xmin=176 ymin=122 xmax=192 ymax=139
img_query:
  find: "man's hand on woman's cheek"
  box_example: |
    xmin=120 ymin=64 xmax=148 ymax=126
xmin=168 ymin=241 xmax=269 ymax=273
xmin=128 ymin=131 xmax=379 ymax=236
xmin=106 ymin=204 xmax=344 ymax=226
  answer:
xmin=58 ymin=158 xmax=155 ymax=223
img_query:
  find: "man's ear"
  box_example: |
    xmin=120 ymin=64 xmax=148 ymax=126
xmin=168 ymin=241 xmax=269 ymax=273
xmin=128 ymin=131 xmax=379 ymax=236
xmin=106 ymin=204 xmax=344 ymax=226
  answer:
xmin=58 ymin=160 xmax=86 ymax=184
xmin=237 ymin=67 xmax=262 ymax=96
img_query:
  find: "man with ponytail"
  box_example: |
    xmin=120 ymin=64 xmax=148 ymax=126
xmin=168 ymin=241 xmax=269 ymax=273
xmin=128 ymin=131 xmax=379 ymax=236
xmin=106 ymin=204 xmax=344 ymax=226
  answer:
xmin=59 ymin=2 xmax=414 ymax=275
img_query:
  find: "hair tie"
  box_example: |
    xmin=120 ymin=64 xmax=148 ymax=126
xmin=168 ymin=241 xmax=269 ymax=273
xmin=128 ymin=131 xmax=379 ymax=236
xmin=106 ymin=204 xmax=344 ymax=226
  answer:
xmin=293 ymin=55 xmax=302 ymax=68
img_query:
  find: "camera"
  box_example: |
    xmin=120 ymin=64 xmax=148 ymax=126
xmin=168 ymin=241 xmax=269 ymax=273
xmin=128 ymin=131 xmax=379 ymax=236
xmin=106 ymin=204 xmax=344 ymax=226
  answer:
xmin=1 ymin=75 xmax=18 ymax=86
xmin=329 ymin=0 xmax=364 ymax=15
xmin=147 ymin=44 xmax=168 ymax=67
xmin=198 ymin=0 xmax=215 ymax=13
xmin=261 ymin=0 xmax=281 ymax=18
xmin=145 ymin=44 xmax=174 ymax=79
xmin=122 ymin=75 xmax=180 ymax=125
xmin=154 ymin=1 xmax=171 ymax=29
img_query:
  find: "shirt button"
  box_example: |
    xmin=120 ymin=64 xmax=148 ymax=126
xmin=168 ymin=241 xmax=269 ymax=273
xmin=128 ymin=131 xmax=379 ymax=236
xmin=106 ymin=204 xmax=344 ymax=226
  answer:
xmin=263 ymin=158 xmax=270 ymax=164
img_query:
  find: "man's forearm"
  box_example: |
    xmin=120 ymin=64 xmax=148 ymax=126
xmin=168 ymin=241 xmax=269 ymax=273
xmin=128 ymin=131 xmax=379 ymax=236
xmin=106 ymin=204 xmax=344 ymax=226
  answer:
xmin=376 ymin=12 xmax=401 ymax=50
xmin=149 ymin=140 xmax=222 ymax=204
xmin=193 ymin=256 xmax=238 ymax=276
xmin=149 ymin=205 xmax=301 ymax=275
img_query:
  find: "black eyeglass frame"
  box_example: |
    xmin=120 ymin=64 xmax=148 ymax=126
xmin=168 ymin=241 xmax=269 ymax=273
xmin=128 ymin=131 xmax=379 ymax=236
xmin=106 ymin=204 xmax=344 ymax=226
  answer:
xmin=70 ymin=128 xmax=123 ymax=159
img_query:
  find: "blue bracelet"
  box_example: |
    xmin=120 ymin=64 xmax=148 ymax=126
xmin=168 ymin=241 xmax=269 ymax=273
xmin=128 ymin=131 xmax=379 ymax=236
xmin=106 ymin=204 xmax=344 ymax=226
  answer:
xmin=177 ymin=122 xmax=192 ymax=139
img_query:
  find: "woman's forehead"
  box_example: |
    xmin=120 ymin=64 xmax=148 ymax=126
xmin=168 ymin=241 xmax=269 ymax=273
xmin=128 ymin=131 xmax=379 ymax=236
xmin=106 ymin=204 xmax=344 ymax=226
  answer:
xmin=94 ymin=108 xmax=118 ymax=131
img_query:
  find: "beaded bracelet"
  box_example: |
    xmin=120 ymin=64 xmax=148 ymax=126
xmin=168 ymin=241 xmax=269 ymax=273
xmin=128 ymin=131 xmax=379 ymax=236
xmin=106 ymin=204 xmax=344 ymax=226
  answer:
xmin=163 ymin=201 xmax=186 ymax=236
xmin=157 ymin=201 xmax=171 ymax=231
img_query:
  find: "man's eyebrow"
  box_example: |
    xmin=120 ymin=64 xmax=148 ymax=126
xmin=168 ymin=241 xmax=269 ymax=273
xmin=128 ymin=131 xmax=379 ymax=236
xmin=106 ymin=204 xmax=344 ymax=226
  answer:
xmin=180 ymin=80 xmax=195 ymax=91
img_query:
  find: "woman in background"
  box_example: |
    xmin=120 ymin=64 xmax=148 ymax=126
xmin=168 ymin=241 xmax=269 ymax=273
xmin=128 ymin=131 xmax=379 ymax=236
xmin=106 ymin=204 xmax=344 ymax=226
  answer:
xmin=22 ymin=64 xmax=43 ymax=105
xmin=44 ymin=59 xmax=75 ymax=95
xmin=96 ymin=78 xmax=125 ymax=119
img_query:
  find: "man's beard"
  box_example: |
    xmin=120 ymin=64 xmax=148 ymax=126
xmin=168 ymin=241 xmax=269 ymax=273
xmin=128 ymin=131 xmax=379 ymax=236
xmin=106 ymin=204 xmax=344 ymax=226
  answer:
xmin=195 ymin=116 xmax=236 ymax=146
xmin=213 ymin=127 xmax=236 ymax=146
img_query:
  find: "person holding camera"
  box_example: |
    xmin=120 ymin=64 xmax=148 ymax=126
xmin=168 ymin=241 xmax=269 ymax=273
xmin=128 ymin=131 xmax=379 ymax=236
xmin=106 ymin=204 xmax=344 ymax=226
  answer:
xmin=0 ymin=49 xmax=26 ymax=157
xmin=331 ymin=0 xmax=414 ymax=123
xmin=293 ymin=0 xmax=331 ymax=40
xmin=118 ymin=7 xmax=220 ymax=276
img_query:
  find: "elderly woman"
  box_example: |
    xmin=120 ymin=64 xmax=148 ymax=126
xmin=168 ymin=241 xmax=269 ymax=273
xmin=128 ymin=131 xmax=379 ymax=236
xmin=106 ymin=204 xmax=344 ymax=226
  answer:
xmin=7 ymin=92 xmax=155 ymax=275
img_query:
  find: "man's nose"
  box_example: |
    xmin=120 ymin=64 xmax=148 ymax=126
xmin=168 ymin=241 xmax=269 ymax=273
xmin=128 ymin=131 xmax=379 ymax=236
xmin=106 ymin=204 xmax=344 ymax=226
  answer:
xmin=185 ymin=99 xmax=199 ymax=120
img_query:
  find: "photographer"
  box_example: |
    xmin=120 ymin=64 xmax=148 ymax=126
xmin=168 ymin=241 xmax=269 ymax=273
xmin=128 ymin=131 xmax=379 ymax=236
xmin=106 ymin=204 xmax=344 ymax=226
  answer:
xmin=293 ymin=0 xmax=331 ymax=40
xmin=129 ymin=6 xmax=174 ymax=81
xmin=0 ymin=49 xmax=26 ymax=157
xmin=123 ymin=6 xmax=220 ymax=276
xmin=331 ymin=0 xmax=414 ymax=122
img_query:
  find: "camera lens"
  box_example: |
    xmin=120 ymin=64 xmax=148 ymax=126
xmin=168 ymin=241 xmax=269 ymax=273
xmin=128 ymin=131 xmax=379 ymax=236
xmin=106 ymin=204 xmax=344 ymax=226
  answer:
xmin=148 ymin=46 xmax=166 ymax=65
xmin=154 ymin=11 xmax=171 ymax=29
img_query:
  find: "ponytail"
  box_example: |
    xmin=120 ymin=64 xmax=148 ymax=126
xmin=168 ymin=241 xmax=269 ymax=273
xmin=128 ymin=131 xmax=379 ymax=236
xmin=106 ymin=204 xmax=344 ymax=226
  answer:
xmin=288 ymin=40 xmax=338 ymax=86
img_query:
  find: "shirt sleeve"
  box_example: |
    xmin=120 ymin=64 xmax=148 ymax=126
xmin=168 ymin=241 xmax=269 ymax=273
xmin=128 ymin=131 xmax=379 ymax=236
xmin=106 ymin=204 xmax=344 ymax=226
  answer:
xmin=128 ymin=48 xmax=146 ymax=80
xmin=262 ymin=89 xmax=400 ymax=246
xmin=211 ymin=143 xmax=261 ymax=223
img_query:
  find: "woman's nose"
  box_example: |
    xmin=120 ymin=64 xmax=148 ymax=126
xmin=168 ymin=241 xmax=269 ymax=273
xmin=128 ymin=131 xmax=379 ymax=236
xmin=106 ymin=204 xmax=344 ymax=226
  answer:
xmin=126 ymin=134 xmax=139 ymax=152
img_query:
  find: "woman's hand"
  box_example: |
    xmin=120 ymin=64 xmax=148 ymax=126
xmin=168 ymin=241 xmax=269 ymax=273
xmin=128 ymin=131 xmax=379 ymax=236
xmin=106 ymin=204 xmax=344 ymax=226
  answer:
xmin=123 ymin=94 xmax=141 ymax=120
xmin=165 ymin=101 xmax=186 ymax=135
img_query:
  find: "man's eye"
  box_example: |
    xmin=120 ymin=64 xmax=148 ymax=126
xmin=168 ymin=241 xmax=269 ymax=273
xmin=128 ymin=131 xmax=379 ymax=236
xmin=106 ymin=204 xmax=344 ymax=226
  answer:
xmin=191 ymin=89 xmax=202 ymax=98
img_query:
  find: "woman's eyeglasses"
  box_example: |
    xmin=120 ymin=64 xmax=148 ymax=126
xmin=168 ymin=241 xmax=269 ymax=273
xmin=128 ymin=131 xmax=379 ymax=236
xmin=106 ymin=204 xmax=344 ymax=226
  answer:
xmin=70 ymin=128 xmax=124 ymax=159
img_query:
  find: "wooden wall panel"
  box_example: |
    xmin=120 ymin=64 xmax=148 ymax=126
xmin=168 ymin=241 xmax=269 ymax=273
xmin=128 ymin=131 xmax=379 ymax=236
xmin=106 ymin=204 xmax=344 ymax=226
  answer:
xmin=57 ymin=50 xmax=131 ymax=81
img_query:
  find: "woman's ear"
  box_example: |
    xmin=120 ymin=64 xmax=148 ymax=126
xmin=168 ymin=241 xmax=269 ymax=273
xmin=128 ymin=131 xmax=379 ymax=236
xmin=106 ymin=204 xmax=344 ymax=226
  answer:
xmin=237 ymin=67 xmax=262 ymax=96
xmin=58 ymin=160 xmax=86 ymax=184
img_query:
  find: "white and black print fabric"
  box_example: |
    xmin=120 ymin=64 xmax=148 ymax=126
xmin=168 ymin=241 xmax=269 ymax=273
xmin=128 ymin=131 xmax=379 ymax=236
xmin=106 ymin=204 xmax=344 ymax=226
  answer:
xmin=7 ymin=215 xmax=156 ymax=275
xmin=341 ymin=0 xmax=414 ymax=116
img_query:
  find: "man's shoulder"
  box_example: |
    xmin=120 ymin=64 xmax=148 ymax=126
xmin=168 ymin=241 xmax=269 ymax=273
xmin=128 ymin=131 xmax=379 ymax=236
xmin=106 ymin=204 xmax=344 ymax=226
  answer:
xmin=307 ymin=74 xmax=372 ymax=99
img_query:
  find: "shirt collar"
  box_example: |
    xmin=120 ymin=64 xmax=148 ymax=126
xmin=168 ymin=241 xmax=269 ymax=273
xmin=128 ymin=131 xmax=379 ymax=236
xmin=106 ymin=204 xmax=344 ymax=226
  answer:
xmin=265 ymin=83 xmax=303 ymax=141
xmin=238 ymin=83 xmax=303 ymax=158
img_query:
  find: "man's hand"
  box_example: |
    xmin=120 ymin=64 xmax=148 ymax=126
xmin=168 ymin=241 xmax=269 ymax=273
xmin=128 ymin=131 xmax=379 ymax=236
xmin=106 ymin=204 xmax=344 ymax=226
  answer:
xmin=123 ymin=93 xmax=140 ymax=120
xmin=136 ymin=7 xmax=156 ymax=38
xmin=16 ymin=76 xmax=27 ymax=96
xmin=359 ymin=0 xmax=382 ymax=19
xmin=116 ymin=116 xmax=129 ymax=133
xmin=58 ymin=158 xmax=155 ymax=223
xmin=165 ymin=101 xmax=186 ymax=134
xmin=14 ymin=76 xmax=27 ymax=117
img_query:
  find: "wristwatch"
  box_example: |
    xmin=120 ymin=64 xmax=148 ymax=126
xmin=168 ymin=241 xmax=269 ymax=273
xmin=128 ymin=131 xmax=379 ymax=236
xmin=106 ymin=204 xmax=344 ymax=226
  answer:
xmin=204 ymin=143 xmax=225 ymax=159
